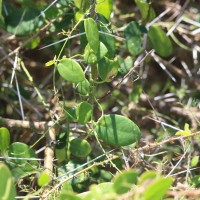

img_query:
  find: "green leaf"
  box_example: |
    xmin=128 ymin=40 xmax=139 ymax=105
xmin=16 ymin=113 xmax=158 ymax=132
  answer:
xmin=0 ymin=127 xmax=10 ymax=153
xmin=95 ymin=114 xmax=141 ymax=146
xmin=77 ymin=79 xmax=90 ymax=95
xmin=98 ymin=14 xmax=115 ymax=58
xmin=135 ymin=0 xmax=155 ymax=22
xmin=58 ymin=160 xmax=89 ymax=183
xmin=0 ymin=0 xmax=4 ymax=28
xmin=76 ymin=102 xmax=93 ymax=125
xmin=59 ymin=182 xmax=76 ymax=200
xmin=190 ymin=175 xmax=200 ymax=187
xmin=25 ymin=36 xmax=40 ymax=49
xmin=175 ymin=123 xmax=191 ymax=137
xmin=191 ymin=156 xmax=199 ymax=167
xmin=148 ymin=25 xmax=173 ymax=57
xmin=113 ymin=170 xmax=138 ymax=194
xmin=75 ymin=10 xmax=85 ymax=22
xmin=37 ymin=172 xmax=50 ymax=187
xmin=143 ymin=177 xmax=173 ymax=200
xmin=7 ymin=142 xmax=39 ymax=179
xmin=57 ymin=58 xmax=85 ymax=83
xmin=118 ymin=56 xmax=133 ymax=75
xmin=89 ymin=182 xmax=115 ymax=199
xmin=96 ymin=0 xmax=113 ymax=20
xmin=138 ymin=171 xmax=157 ymax=185
xmin=84 ymin=18 xmax=100 ymax=53
xmin=84 ymin=42 xmax=108 ymax=64
xmin=70 ymin=138 xmax=91 ymax=157
xmin=125 ymin=21 xmax=143 ymax=56
xmin=4 ymin=6 xmax=44 ymax=36
xmin=60 ymin=191 xmax=82 ymax=200
xmin=74 ymin=0 xmax=89 ymax=11
xmin=98 ymin=57 xmax=118 ymax=82
xmin=55 ymin=148 xmax=68 ymax=164
xmin=0 ymin=164 xmax=16 ymax=200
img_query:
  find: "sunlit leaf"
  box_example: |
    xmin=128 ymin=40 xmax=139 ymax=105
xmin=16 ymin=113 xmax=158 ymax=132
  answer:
xmin=96 ymin=0 xmax=113 ymax=20
xmin=191 ymin=156 xmax=199 ymax=167
xmin=148 ymin=25 xmax=173 ymax=57
xmin=113 ymin=170 xmax=138 ymax=194
xmin=84 ymin=18 xmax=100 ymax=53
xmin=84 ymin=42 xmax=108 ymax=64
xmin=76 ymin=102 xmax=93 ymax=125
xmin=0 ymin=164 xmax=16 ymax=200
xmin=135 ymin=0 xmax=155 ymax=21
xmin=175 ymin=123 xmax=191 ymax=137
xmin=37 ymin=172 xmax=50 ymax=187
xmin=95 ymin=114 xmax=141 ymax=146
xmin=77 ymin=79 xmax=90 ymax=95
xmin=57 ymin=58 xmax=85 ymax=83
xmin=0 ymin=127 xmax=10 ymax=153
xmin=70 ymin=138 xmax=92 ymax=157
xmin=7 ymin=142 xmax=39 ymax=179
xmin=74 ymin=0 xmax=89 ymax=11
xmin=143 ymin=177 xmax=173 ymax=200
xmin=125 ymin=21 xmax=143 ymax=56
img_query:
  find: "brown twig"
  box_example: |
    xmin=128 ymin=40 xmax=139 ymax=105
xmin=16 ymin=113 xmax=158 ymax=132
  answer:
xmin=0 ymin=116 xmax=53 ymax=131
xmin=41 ymin=126 xmax=59 ymax=200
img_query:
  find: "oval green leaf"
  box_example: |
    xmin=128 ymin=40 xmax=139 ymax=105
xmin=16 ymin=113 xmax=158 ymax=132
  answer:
xmin=57 ymin=58 xmax=85 ymax=83
xmin=138 ymin=171 xmax=157 ymax=185
xmin=8 ymin=142 xmax=38 ymax=176
xmin=113 ymin=170 xmax=138 ymax=194
xmin=84 ymin=18 xmax=100 ymax=53
xmin=135 ymin=0 xmax=155 ymax=22
xmin=89 ymin=182 xmax=114 ymax=199
xmin=96 ymin=0 xmax=113 ymax=20
xmin=143 ymin=177 xmax=173 ymax=200
xmin=0 ymin=127 xmax=10 ymax=153
xmin=84 ymin=42 xmax=108 ymax=64
xmin=77 ymin=79 xmax=90 ymax=95
xmin=37 ymin=172 xmax=50 ymax=187
xmin=95 ymin=114 xmax=141 ymax=146
xmin=5 ymin=6 xmax=43 ymax=36
xmin=125 ymin=21 xmax=143 ymax=56
xmin=76 ymin=102 xmax=93 ymax=125
xmin=70 ymin=138 xmax=91 ymax=157
xmin=148 ymin=25 xmax=173 ymax=57
xmin=0 ymin=164 xmax=16 ymax=200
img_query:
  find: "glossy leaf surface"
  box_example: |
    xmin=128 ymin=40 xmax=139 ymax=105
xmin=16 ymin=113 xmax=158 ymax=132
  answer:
xmin=148 ymin=25 xmax=173 ymax=57
xmin=85 ymin=18 xmax=100 ymax=53
xmin=0 ymin=127 xmax=10 ymax=153
xmin=95 ymin=114 xmax=141 ymax=146
xmin=58 ymin=58 xmax=85 ymax=83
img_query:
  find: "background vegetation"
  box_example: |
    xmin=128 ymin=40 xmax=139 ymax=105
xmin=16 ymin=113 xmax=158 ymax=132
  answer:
xmin=0 ymin=0 xmax=200 ymax=199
